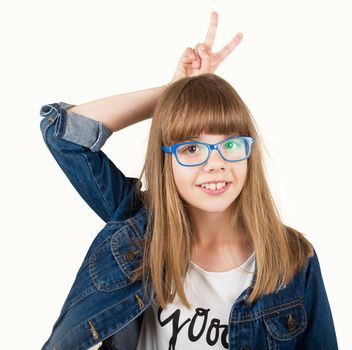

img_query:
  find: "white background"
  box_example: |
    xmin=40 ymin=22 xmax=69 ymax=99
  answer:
xmin=1 ymin=0 xmax=351 ymax=349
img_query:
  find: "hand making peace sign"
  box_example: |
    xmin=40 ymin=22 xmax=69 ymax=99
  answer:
xmin=170 ymin=11 xmax=243 ymax=83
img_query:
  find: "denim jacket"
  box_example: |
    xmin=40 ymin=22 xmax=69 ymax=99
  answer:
xmin=39 ymin=102 xmax=339 ymax=350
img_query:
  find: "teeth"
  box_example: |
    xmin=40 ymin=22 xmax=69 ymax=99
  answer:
xmin=201 ymin=182 xmax=226 ymax=190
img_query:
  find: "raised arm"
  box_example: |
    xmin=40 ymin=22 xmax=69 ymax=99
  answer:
xmin=66 ymin=85 xmax=166 ymax=132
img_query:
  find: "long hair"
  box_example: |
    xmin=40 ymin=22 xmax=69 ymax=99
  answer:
xmin=131 ymin=73 xmax=313 ymax=308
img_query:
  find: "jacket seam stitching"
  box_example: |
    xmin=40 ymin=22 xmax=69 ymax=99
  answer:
xmin=232 ymin=297 xmax=303 ymax=323
xmin=81 ymin=151 xmax=113 ymax=219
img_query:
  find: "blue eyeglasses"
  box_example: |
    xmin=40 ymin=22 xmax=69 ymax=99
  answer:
xmin=161 ymin=135 xmax=254 ymax=167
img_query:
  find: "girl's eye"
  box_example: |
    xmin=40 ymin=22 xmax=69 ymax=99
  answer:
xmin=180 ymin=144 xmax=199 ymax=153
xmin=224 ymin=140 xmax=241 ymax=149
xmin=224 ymin=141 xmax=235 ymax=149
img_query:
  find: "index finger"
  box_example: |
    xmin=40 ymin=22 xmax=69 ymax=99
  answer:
xmin=215 ymin=32 xmax=243 ymax=62
xmin=204 ymin=11 xmax=218 ymax=49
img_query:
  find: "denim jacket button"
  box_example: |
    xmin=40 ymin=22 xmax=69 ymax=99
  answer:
xmin=287 ymin=313 xmax=297 ymax=331
xmin=124 ymin=250 xmax=136 ymax=261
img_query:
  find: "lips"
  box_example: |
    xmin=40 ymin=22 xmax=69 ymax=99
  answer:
xmin=196 ymin=182 xmax=231 ymax=195
xmin=197 ymin=180 xmax=231 ymax=186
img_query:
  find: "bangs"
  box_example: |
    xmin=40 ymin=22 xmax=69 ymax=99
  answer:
xmin=161 ymin=76 xmax=251 ymax=145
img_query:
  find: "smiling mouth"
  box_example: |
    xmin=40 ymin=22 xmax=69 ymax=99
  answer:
xmin=196 ymin=182 xmax=231 ymax=193
xmin=196 ymin=181 xmax=231 ymax=189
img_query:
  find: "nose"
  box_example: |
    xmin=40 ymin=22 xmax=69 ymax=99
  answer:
xmin=202 ymin=148 xmax=226 ymax=171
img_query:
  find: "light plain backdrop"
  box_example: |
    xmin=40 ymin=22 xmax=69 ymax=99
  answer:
xmin=1 ymin=0 xmax=351 ymax=349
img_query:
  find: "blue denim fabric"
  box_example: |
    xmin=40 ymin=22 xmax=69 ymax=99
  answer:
xmin=39 ymin=102 xmax=339 ymax=350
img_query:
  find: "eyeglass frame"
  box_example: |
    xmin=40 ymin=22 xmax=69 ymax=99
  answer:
xmin=161 ymin=135 xmax=255 ymax=167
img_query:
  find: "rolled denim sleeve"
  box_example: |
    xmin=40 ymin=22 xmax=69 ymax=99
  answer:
xmin=296 ymin=249 xmax=339 ymax=349
xmin=39 ymin=102 xmax=112 ymax=152
xmin=39 ymin=102 xmax=142 ymax=223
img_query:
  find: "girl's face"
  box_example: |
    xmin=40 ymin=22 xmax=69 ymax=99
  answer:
xmin=171 ymin=133 xmax=248 ymax=214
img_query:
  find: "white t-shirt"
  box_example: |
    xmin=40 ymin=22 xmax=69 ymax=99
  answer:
xmin=136 ymin=252 xmax=256 ymax=349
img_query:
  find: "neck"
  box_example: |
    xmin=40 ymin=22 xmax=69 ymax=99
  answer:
xmin=189 ymin=205 xmax=244 ymax=249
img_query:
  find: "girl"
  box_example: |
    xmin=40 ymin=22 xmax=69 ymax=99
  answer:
xmin=39 ymin=11 xmax=338 ymax=350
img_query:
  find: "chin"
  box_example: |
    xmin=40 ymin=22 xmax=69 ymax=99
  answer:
xmin=189 ymin=201 xmax=233 ymax=214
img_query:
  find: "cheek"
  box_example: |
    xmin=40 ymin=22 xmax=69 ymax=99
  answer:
xmin=231 ymin=161 xmax=248 ymax=185
xmin=172 ymin=159 xmax=196 ymax=191
xmin=239 ymin=162 xmax=248 ymax=179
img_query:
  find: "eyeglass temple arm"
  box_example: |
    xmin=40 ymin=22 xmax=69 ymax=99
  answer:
xmin=162 ymin=145 xmax=172 ymax=153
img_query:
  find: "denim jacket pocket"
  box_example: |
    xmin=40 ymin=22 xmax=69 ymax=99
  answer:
xmin=89 ymin=224 xmax=142 ymax=292
xmin=263 ymin=299 xmax=307 ymax=349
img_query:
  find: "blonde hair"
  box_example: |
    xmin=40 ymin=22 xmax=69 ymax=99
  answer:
xmin=132 ymin=73 xmax=313 ymax=308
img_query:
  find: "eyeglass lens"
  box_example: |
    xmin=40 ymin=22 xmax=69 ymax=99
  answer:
xmin=176 ymin=138 xmax=249 ymax=165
